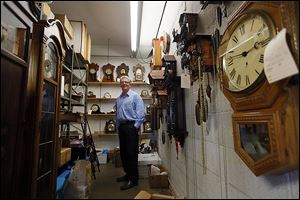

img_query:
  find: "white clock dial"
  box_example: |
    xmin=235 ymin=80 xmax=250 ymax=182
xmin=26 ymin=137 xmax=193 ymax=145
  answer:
xmin=90 ymin=68 xmax=96 ymax=74
xmin=222 ymin=12 xmax=275 ymax=92
xmin=106 ymin=68 xmax=112 ymax=75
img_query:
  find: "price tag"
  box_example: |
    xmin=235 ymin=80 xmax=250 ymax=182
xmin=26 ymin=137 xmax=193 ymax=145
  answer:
xmin=181 ymin=69 xmax=190 ymax=88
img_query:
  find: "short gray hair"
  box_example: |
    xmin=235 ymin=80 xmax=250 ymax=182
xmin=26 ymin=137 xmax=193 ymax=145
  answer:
xmin=120 ymin=75 xmax=131 ymax=82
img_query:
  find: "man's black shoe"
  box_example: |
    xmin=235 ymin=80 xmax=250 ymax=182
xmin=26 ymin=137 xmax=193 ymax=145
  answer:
xmin=116 ymin=175 xmax=128 ymax=182
xmin=120 ymin=180 xmax=138 ymax=190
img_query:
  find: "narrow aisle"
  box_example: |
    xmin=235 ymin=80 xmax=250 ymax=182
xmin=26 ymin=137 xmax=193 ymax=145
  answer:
xmin=89 ymin=162 xmax=171 ymax=199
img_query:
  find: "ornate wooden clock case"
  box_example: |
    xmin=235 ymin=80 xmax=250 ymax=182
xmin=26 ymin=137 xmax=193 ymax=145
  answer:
xmin=102 ymin=63 xmax=115 ymax=82
xmin=30 ymin=19 xmax=67 ymax=198
xmin=218 ymin=2 xmax=298 ymax=176
xmin=116 ymin=63 xmax=129 ymax=82
xmin=88 ymin=62 xmax=99 ymax=81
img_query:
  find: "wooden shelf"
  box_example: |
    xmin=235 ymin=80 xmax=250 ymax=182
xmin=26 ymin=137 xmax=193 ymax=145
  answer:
xmin=88 ymin=81 xmax=150 ymax=85
xmin=87 ymin=97 xmax=117 ymax=101
xmin=94 ymin=131 xmax=118 ymax=136
xmin=87 ymin=97 xmax=152 ymax=101
xmin=94 ymin=131 xmax=153 ymax=135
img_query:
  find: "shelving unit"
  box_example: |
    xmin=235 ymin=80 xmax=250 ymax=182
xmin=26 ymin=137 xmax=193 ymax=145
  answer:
xmin=87 ymin=81 xmax=152 ymax=135
xmin=60 ymin=45 xmax=88 ymax=147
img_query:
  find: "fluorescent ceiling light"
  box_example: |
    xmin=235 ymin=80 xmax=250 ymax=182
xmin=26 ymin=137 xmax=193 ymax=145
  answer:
xmin=130 ymin=1 xmax=138 ymax=52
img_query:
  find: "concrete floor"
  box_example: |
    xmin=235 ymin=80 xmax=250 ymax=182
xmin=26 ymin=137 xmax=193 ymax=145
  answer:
xmin=89 ymin=162 xmax=172 ymax=199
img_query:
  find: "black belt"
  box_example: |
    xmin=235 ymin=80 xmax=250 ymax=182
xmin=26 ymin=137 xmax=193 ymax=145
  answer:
xmin=120 ymin=120 xmax=135 ymax=125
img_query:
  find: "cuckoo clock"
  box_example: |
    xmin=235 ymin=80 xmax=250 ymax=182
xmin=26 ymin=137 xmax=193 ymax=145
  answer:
xmin=218 ymin=2 xmax=298 ymax=176
xmin=116 ymin=63 xmax=129 ymax=82
xmin=163 ymin=55 xmax=177 ymax=88
xmin=162 ymin=56 xmax=188 ymax=147
xmin=148 ymin=69 xmax=167 ymax=107
xmin=102 ymin=63 xmax=115 ymax=82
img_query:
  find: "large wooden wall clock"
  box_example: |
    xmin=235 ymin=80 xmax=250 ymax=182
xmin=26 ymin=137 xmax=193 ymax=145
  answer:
xmin=218 ymin=2 xmax=298 ymax=176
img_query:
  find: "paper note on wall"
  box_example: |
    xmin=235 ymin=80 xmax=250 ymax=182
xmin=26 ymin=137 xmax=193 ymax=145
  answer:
xmin=181 ymin=69 xmax=190 ymax=88
xmin=263 ymin=28 xmax=299 ymax=84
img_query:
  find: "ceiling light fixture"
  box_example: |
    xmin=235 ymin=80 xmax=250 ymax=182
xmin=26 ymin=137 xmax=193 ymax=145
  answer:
xmin=130 ymin=1 xmax=138 ymax=52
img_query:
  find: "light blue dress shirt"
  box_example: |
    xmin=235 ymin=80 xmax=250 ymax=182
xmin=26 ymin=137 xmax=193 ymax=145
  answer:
xmin=115 ymin=90 xmax=145 ymax=129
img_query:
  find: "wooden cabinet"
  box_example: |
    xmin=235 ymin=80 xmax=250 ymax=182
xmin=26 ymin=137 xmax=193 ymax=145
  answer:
xmin=1 ymin=1 xmax=39 ymax=198
xmin=1 ymin=1 xmax=68 ymax=197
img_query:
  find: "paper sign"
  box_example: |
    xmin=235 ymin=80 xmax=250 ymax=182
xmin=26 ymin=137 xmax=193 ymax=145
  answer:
xmin=181 ymin=72 xmax=190 ymax=88
xmin=264 ymin=28 xmax=299 ymax=84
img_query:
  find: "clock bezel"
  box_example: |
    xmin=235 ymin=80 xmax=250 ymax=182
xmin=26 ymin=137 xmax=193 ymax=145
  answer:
xmin=220 ymin=10 xmax=276 ymax=93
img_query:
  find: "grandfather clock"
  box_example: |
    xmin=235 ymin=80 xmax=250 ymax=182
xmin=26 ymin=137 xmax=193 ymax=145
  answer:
xmin=30 ymin=19 xmax=67 ymax=198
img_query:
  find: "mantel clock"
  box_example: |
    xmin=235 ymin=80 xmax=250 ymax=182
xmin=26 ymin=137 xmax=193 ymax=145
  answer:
xmin=133 ymin=63 xmax=145 ymax=82
xmin=218 ymin=2 xmax=298 ymax=176
xmin=102 ymin=63 xmax=115 ymax=82
xmin=88 ymin=63 xmax=99 ymax=81
xmin=116 ymin=63 xmax=129 ymax=82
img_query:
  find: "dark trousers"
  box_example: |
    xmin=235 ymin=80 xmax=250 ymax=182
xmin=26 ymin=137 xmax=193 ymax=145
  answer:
xmin=118 ymin=122 xmax=139 ymax=183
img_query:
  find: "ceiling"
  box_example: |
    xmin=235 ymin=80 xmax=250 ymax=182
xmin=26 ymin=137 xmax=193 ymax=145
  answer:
xmin=49 ymin=1 xmax=171 ymax=58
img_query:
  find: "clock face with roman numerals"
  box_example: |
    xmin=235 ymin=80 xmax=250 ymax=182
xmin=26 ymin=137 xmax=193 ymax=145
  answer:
xmin=221 ymin=11 xmax=276 ymax=92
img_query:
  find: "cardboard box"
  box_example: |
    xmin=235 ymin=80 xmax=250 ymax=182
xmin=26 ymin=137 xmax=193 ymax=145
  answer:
xmin=70 ymin=20 xmax=87 ymax=61
xmin=55 ymin=14 xmax=74 ymax=39
xmin=97 ymin=152 xmax=107 ymax=164
xmin=108 ymin=149 xmax=115 ymax=163
xmin=148 ymin=165 xmax=169 ymax=188
xmin=138 ymin=152 xmax=161 ymax=178
xmin=59 ymin=147 xmax=71 ymax=167
xmin=134 ymin=190 xmax=184 ymax=199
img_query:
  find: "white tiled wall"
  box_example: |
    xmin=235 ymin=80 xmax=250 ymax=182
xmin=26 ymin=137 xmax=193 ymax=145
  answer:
xmin=156 ymin=1 xmax=299 ymax=199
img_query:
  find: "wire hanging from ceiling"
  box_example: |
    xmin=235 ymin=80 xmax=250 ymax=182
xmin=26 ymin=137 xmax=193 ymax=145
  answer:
xmin=107 ymin=38 xmax=110 ymax=63
xmin=147 ymin=1 xmax=167 ymax=58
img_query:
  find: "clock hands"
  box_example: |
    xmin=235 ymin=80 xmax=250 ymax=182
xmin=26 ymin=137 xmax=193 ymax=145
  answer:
xmin=220 ymin=27 xmax=269 ymax=57
xmin=227 ymin=37 xmax=271 ymax=61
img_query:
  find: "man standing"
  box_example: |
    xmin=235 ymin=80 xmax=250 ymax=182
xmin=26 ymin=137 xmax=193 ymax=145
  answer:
xmin=115 ymin=75 xmax=145 ymax=190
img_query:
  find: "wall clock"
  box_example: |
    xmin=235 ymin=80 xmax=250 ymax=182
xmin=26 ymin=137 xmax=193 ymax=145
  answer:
xmin=102 ymin=63 xmax=115 ymax=82
xmin=218 ymin=2 xmax=298 ymax=176
xmin=133 ymin=63 xmax=145 ymax=82
xmin=88 ymin=63 xmax=99 ymax=81
xmin=116 ymin=63 xmax=129 ymax=82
